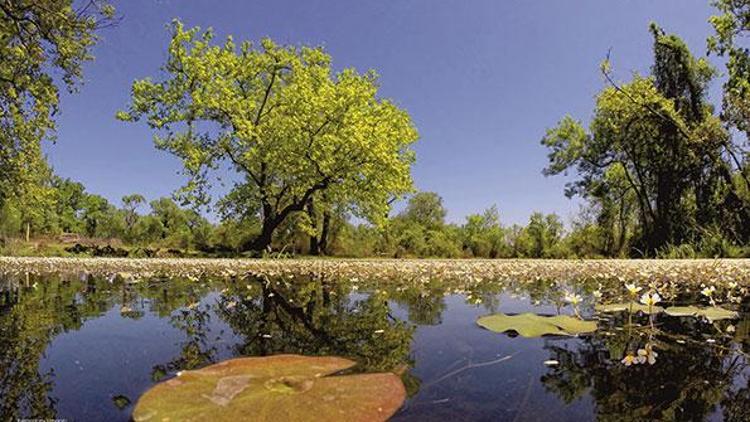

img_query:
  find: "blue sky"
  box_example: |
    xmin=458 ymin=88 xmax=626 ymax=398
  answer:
xmin=50 ymin=0 xmax=720 ymax=225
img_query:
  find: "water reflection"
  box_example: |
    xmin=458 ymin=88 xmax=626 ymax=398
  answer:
xmin=0 ymin=272 xmax=748 ymax=421
xmin=542 ymin=308 xmax=750 ymax=420
xmin=214 ymin=275 xmax=414 ymax=372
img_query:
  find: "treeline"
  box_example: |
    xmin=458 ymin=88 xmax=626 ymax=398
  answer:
xmin=0 ymin=181 xmax=568 ymax=257
xmin=4 ymin=181 xmax=747 ymax=258
xmin=0 ymin=176 xmax=213 ymax=254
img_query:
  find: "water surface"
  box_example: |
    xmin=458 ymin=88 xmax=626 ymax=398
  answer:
xmin=1 ymin=269 xmax=748 ymax=421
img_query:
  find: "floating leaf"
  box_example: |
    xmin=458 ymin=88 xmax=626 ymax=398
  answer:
xmin=594 ymin=303 xmax=664 ymax=314
xmin=132 ymin=355 xmax=406 ymax=422
xmin=476 ymin=313 xmax=597 ymax=337
xmin=664 ymin=306 xmax=739 ymax=322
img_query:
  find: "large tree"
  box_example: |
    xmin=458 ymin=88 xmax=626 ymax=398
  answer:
xmin=709 ymin=0 xmax=750 ymax=138
xmin=0 ymin=0 xmax=114 ymax=208
xmin=542 ymin=24 xmax=749 ymax=255
xmin=119 ymin=21 xmax=418 ymax=252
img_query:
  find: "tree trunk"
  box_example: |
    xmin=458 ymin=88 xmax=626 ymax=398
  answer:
xmin=307 ymin=198 xmax=320 ymax=256
xmin=248 ymin=218 xmax=277 ymax=253
xmin=617 ymin=201 xmax=627 ymax=256
xmin=247 ymin=178 xmax=331 ymax=254
xmin=318 ymin=210 xmax=331 ymax=255
xmin=25 ymin=222 xmax=30 ymax=242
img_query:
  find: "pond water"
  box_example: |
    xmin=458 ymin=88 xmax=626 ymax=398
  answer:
xmin=0 ymin=265 xmax=749 ymax=421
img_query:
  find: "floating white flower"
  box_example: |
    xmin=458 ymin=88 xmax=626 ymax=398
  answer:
xmin=700 ymin=286 xmax=716 ymax=297
xmin=564 ymin=292 xmax=582 ymax=306
xmin=625 ymin=283 xmax=642 ymax=295
xmin=639 ymin=292 xmax=661 ymax=307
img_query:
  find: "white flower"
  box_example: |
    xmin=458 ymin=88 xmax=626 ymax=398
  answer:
xmin=564 ymin=292 xmax=582 ymax=306
xmin=639 ymin=292 xmax=661 ymax=307
xmin=621 ymin=353 xmax=637 ymax=366
xmin=625 ymin=283 xmax=642 ymax=295
xmin=701 ymin=286 xmax=716 ymax=297
xmin=642 ymin=344 xmax=657 ymax=365
xmin=635 ymin=348 xmax=648 ymax=364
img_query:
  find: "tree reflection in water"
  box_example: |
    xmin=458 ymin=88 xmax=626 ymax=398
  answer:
xmin=1 ymin=271 xmax=750 ymax=420
xmin=541 ymin=310 xmax=750 ymax=421
xmin=0 ymin=273 xmax=119 ymax=420
xmin=215 ymin=275 xmax=415 ymax=373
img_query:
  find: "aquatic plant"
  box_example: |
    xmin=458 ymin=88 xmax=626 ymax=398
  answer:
xmin=663 ymin=306 xmax=739 ymax=322
xmin=476 ymin=313 xmax=597 ymax=337
xmin=132 ymin=355 xmax=406 ymax=422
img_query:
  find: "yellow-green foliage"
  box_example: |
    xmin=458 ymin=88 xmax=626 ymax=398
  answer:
xmin=0 ymin=1 xmax=114 ymax=207
xmin=119 ymin=21 xmax=418 ymax=251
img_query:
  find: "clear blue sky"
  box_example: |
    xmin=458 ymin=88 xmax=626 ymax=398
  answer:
xmin=50 ymin=0 xmax=720 ymax=225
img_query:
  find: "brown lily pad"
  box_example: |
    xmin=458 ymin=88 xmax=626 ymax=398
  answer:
xmin=132 ymin=354 xmax=406 ymax=422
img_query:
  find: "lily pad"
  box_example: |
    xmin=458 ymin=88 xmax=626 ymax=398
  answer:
xmin=594 ymin=303 xmax=664 ymax=315
xmin=476 ymin=313 xmax=597 ymax=337
xmin=132 ymin=355 xmax=406 ymax=422
xmin=664 ymin=306 xmax=739 ymax=322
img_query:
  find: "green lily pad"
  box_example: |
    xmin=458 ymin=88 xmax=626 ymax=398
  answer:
xmin=664 ymin=306 xmax=739 ymax=322
xmin=132 ymin=355 xmax=406 ymax=422
xmin=476 ymin=313 xmax=597 ymax=337
xmin=594 ymin=303 xmax=664 ymax=315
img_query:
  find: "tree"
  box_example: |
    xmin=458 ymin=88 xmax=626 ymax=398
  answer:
xmin=385 ymin=192 xmax=462 ymax=258
xmin=401 ymin=192 xmax=447 ymax=229
xmin=140 ymin=197 xmax=212 ymax=249
xmin=0 ymin=1 xmax=114 ymax=208
xmin=119 ymin=21 xmax=418 ymax=252
xmin=461 ymin=206 xmax=504 ymax=258
xmin=14 ymin=167 xmax=54 ymax=241
xmin=149 ymin=198 xmax=188 ymax=240
xmin=122 ymin=194 xmax=145 ymax=241
xmin=80 ymin=194 xmax=122 ymax=238
xmin=542 ymin=24 xmax=748 ymax=255
xmin=709 ymin=0 xmax=750 ymax=138
xmin=525 ymin=212 xmax=564 ymax=258
xmin=53 ymin=177 xmax=87 ymax=234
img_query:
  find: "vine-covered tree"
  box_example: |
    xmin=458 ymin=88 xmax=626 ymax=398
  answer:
xmin=542 ymin=24 xmax=749 ymax=255
xmin=119 ymin=21 xmax=419 ymax=252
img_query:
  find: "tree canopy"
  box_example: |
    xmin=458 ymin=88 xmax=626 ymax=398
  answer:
xmin=0 ymin=0 xmax=114 ymax=208
xmin=118 ymin=21 xmax=418 ymax=252
xmin=542 ymin=23 xmax=750 ymax=255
